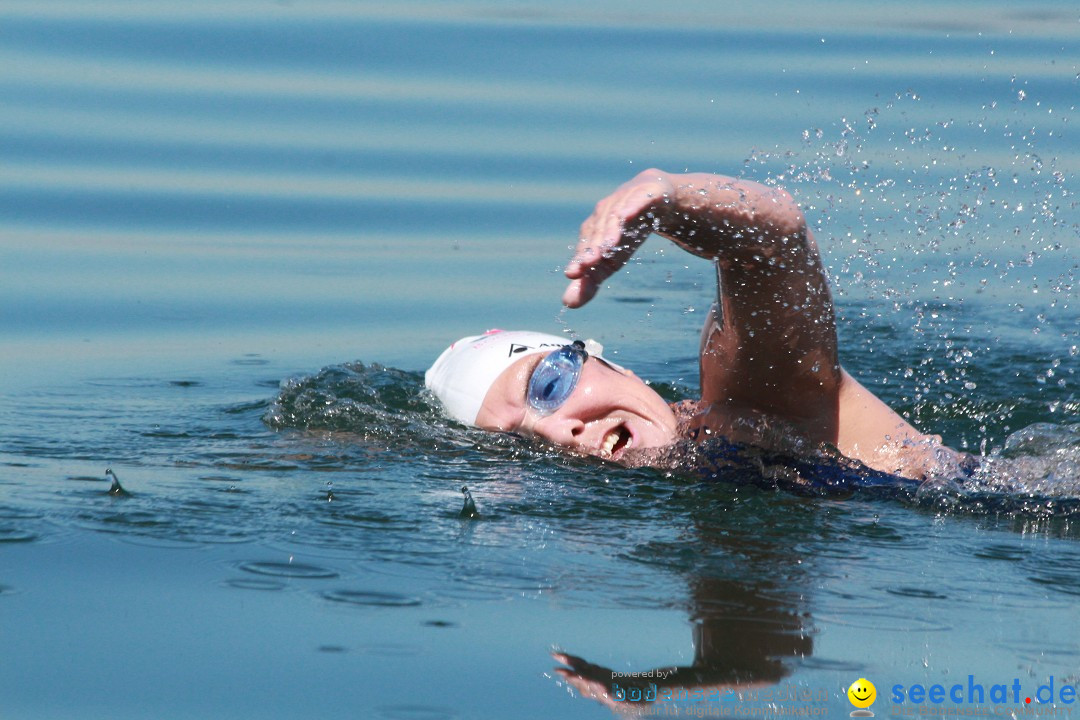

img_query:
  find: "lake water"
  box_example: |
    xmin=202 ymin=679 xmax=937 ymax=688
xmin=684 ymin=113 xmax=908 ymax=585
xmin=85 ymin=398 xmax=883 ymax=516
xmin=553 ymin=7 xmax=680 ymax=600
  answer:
xmin=2 ymin=2 xmax=1078 ymax=718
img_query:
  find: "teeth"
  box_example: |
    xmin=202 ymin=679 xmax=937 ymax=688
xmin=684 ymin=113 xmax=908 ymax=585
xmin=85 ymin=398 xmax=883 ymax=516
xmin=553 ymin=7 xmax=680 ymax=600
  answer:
xmin=600 ymin=428 xmax=629 ymax=458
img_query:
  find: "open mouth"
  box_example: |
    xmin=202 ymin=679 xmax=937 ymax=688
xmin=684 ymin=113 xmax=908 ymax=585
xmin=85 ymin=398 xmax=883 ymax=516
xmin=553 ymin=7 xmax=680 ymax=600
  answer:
xmin=600 ymin=424 xmax=633 ymax=459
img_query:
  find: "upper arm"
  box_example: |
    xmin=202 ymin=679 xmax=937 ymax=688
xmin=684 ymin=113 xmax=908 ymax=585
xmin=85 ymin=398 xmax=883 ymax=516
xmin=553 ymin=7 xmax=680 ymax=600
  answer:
xmin=835 ymin=370 xmax=953 ymax=478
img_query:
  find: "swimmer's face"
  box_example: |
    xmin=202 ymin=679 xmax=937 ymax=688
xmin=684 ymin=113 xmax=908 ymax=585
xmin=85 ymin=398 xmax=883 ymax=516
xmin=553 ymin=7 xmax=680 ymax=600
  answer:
xmin=475 ymin=351 xmax=679 ymax=462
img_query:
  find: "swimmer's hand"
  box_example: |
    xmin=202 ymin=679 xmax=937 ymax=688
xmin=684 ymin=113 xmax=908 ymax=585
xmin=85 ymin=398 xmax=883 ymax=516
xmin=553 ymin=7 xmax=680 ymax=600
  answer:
xmin=563 ymin=169 xmax=675 ymax=308
xmin=563 ymin=168 xmax=809 ymax=308
xmin=552 ymin=652 xmax=645 ymax=713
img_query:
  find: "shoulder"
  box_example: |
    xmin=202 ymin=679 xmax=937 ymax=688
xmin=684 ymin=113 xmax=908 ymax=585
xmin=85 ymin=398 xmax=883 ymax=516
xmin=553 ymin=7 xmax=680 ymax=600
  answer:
xmin=671 ymin=400 xmax=716 ymax=444
xmin=671 ymin=400 xmax=701 ymax=426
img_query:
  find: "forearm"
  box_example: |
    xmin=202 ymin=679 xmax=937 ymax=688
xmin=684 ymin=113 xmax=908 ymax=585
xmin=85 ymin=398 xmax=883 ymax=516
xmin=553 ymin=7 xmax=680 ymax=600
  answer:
xmin=652 ymin=172 xmax=830 ymax=323
xmin=657 ymin=172 xmax=839 ymax=394
xmin=565 ymin=169 xmax=812 ymax=309
xmin=647 ymin=171 xmax=841 ymax=437
xmin=565 ymin=168 xmax=842 ymax=442
xmin=651 ymin=172 xmax=809 ymax=261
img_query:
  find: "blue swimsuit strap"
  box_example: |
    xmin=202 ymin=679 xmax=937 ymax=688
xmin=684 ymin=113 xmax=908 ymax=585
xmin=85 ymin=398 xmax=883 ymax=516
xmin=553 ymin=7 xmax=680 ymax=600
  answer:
xmin=693 ymin=438 xmax=927 ymax=498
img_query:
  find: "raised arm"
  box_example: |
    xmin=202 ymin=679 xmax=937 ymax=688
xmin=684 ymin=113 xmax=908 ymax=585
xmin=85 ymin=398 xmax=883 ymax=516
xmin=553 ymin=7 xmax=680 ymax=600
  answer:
xmin=564 ymin=169 xmax=841 ymax=446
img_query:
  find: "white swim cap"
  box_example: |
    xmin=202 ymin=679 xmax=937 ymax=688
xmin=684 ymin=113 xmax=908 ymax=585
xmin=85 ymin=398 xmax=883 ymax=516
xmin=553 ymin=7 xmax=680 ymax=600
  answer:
xmin=425 ymin=329 xmax=570 ymax=425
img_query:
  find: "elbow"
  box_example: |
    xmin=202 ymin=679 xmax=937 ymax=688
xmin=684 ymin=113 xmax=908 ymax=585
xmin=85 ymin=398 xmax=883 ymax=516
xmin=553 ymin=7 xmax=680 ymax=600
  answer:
xmin=761 ymin=186 xmax=807 ymax=239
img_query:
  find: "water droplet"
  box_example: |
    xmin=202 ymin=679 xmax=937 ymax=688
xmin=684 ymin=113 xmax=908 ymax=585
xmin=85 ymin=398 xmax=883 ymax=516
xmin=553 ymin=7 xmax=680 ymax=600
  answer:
xmin=459 ymin=486 xmax=478 ymax=519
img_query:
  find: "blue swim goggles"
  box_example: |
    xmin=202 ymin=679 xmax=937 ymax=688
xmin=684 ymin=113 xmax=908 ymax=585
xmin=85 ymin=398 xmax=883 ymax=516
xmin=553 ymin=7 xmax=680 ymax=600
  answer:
xmin=527 ymin=340 xmax=589 ymax=415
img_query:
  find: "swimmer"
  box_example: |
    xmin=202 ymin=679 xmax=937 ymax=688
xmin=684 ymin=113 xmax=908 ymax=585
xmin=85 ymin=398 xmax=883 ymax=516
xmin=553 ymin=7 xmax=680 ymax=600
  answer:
xmin=426 ymin=169 xmax=969 ymax=481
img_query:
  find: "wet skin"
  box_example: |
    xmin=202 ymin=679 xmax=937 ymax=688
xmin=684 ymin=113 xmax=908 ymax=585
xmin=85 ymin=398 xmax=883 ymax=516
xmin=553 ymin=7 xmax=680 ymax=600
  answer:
xmin=474 ymin=169 xmax=964 ymax=480
xmin=474 ymin=351 xmax=678 ymax=462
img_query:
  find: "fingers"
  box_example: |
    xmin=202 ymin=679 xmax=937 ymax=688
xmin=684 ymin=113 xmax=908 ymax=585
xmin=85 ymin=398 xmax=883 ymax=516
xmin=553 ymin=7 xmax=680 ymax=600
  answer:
xmin=551 ymin=651 xmax=593 ymax=671
xmin=570 ymin=197 xmax=633 ymax=273
xmin=562 ymin=228 xmax=645 ymax=307
xmin=564 ymin=201 xmax=610 ymax=280
xmin=563 ymin=173 xmax=673 ymax=307
xmin=562 ymin=277 xmax=597 ymax=308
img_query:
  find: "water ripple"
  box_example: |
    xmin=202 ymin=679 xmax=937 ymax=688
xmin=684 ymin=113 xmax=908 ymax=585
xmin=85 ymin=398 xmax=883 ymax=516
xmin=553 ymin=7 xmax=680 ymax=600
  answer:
xmin=223 ymin=578 xmax=288 ymax=591
xmin=883 ymin=586 xmax=950 ymax=600
xmin=237 ymin=561 xmax=339 ymax=580
xmin=816 ymin=611 xmax=952 ymax=633
xmin=321 ymin=589 xmax=423 ymax=608
xmin=374 ymin=705 xmax=457 ymax=720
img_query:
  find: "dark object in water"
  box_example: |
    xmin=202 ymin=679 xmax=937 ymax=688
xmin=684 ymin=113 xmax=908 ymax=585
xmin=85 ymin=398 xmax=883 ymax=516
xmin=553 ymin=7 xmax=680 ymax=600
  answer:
xmin=459 ymin=485 xmax=478 ymax=518
xmin=105 ymin=468 xmax=131 ymax=497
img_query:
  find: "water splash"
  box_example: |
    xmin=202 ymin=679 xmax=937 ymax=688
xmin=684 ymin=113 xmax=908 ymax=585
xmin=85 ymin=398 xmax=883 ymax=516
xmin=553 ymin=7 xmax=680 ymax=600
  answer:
xmin=265 ymin=361 xmax=1080 ymax=516
xmin=459 ymin=486 xmax=479 ymax=519
xmin=938 ymin=422 xmax=1080 ymax=514
xmin=105 ymin=468 xmax=131 ymax=498
xmin=264 ymin=362 xmax=446 ymax=451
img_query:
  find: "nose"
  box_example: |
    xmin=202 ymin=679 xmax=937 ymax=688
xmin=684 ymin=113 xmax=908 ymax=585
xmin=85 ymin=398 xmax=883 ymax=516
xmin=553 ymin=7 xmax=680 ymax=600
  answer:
xmin=536 ymin=413 xmax=587 ymax=449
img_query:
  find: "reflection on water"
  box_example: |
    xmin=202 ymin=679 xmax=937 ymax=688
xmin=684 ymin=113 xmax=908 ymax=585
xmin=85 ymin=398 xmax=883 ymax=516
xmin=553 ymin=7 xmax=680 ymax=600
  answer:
xmin=556 ymin=527 xmax=817 ymax=711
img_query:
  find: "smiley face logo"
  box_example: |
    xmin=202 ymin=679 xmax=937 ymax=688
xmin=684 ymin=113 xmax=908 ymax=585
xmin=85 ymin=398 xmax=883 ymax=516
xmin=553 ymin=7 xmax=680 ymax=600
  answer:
xmin=848 ymin=678 xmax=877 ymax=713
